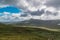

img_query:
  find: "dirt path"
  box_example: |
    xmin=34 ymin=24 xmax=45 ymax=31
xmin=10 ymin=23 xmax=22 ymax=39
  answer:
xmin=13 ymin=25 xmax=60 ymax=32
xmin=33 ymin=27 xmax=60 ymax=32
xmin=23 ymin=26 xmax=60 ymax=32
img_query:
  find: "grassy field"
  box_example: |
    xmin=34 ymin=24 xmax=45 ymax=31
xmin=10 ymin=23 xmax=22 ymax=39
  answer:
xmin=0 ymin=24 xmax=60 ymax=40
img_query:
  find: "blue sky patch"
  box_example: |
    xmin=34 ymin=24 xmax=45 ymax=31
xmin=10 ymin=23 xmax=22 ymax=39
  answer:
xmin=0 ymin=6 xmax=22 ymax=13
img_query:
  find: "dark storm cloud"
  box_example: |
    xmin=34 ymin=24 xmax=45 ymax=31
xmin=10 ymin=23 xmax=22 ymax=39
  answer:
xmin=0 ymin=0 xmax=17 ymax=5
xmin=30 ymin=9 xmax=44 ymax=16
xmin=45 ymin=0 xmax=60 ymax=9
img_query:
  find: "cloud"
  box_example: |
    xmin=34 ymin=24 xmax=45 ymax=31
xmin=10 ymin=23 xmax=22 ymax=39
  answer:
xmin=45 ymin=0 xmax=60 ymax=8
xmin=0 ymin=0 xmax=17 ymax=5
xmin=0 ymin=10 xmax=60 ymax=22
xmin=0 ymin=0 xmax=47 ymax=11
xmin=0 ymin=5 xmax=9 ymax=8
xmin=0 ymin=12 xmax=20 ymax=22
xmin=16 ymin=0 xmax=48 ymax=11
xmin=0 ymin=0 xmax=59 ymax=11
xmin=1 ymin=0 xmax=60 ymax=21
xmin=40 ymin=14 xmax=60 ymax=20
xmin=0 ymin=12 xmax=32 ymax=22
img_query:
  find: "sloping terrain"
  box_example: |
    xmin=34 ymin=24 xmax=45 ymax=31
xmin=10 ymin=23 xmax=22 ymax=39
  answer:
xmin=14 ymin=19 xmax=60 ymax=29
xmin=0 ymin=24 xmax=60 ymax=40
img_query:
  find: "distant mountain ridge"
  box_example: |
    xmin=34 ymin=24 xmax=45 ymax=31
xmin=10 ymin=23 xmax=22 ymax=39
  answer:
xmin=12 ymin=19 xmax=60 ymax=29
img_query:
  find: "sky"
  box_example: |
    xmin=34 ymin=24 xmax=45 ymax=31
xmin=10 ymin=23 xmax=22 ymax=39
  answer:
xmin=0 ymin=6 xmax=21 ymax=13
xmin=0 ymin=0 xmax=60 ymax=22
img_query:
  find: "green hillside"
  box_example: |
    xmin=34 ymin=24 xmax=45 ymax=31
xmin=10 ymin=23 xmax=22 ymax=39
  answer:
xmin=0 ymin=24 xmax=60 ymax=40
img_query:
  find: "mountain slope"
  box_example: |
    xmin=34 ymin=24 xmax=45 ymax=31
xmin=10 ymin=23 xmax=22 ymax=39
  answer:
xmin=14 ymin=19 xmax=60 ymax=29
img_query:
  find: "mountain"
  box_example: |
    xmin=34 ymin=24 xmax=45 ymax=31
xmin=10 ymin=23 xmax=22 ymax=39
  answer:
xmin=14 ymin=19 xmax=60 ymax=29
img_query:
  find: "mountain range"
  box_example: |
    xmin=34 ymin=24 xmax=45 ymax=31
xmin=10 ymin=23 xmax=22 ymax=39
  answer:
xmin=8 ymin=19 xmax=60 ymax=29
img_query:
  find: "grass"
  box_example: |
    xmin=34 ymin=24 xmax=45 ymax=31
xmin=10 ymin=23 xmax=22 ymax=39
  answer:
xmin=0 ymin=24 xmax=60 ymax=40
